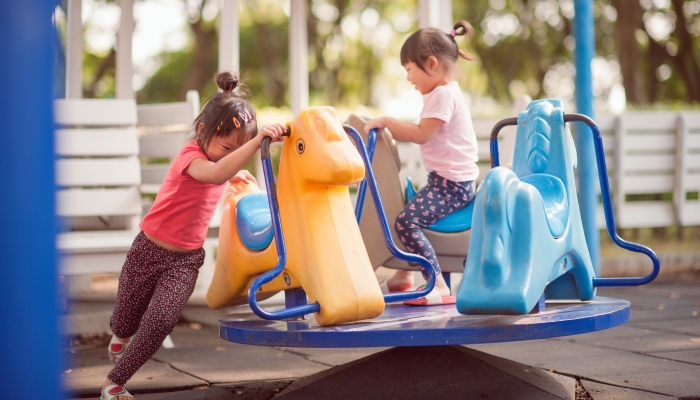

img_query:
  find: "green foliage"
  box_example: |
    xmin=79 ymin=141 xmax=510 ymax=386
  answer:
xmin=77 ymin=0 xmax=700 ymax=109
xmin=138 ymin=51 xmax=194 ymax=104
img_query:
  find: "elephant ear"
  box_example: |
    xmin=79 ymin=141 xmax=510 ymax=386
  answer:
xmin=525 ymin=116 xmax=551 ymax=173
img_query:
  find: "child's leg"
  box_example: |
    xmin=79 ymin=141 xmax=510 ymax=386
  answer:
xmin=394 ymin=173 xmax=476 ymax=293
xmin=106 ymin=243 xmax=205 ymax=387
xmin=110 ymin=232 xmax=161 ymax=342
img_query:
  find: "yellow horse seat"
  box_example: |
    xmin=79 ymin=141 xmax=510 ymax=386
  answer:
xmin=235 ymin=192 xmax=274 ymax=251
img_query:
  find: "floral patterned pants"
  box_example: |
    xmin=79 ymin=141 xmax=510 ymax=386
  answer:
xmin=395 ymin=172 xmax=475 ymax=276
xmin=107 ymin=231 xmax=204 ymax=386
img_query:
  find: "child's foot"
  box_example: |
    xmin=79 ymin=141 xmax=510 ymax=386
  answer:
xmin=101 ymin=379 xmax=134 ymax=400
xmin=108 ymin=335 xmax=132 ymax=365
xmin=387 ymin=270 xmax=414 ymax=292
xmin=434 ymin=274 xmax=451 ymax=297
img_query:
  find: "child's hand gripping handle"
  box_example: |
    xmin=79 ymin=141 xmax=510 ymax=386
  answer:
xmin=260 ymin=127 xmax=291 ymax=160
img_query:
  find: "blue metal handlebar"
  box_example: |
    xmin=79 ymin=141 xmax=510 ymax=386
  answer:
xmin=354 ymin=128 xmax=378 ymax=223
xmin=247 ymin=131 xmax=321 ymax=320
xmin=344 ymin=125 xmax=438 ymax=302
xmin=489 ymin=113 xmax=660 ymax=287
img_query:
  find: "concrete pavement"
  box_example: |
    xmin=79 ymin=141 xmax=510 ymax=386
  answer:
xmin=65 ymin=271 xmax=700 ymax=399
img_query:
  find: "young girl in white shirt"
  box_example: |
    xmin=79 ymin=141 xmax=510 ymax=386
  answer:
xmin=364 ymin=21 xmax=479 ymax=303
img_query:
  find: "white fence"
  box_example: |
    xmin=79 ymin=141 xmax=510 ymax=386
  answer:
xmin=396 ymin=111 xmax=700 ymax=230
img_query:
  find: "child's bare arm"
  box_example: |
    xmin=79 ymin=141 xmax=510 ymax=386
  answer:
xmin=364 ymin=117 xmax=443 ymax=144
xmin=187 ymin=124 xmax=285 ymax=185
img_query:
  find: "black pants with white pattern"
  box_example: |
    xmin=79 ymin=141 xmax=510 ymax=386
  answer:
xmin=108 ymin=231 xmax=203 ymax=386
xmin=395 ymin=172 xmax=475 ymax=277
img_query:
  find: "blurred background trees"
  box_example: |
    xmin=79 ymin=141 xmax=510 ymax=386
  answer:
xmin=76 ymin=0 xmax=700 ymax=114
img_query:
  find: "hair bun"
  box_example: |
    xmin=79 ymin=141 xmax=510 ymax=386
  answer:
xmin=215 ymin=71 xmax=240 ymax=93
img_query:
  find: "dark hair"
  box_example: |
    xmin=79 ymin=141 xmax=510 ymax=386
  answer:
xmin=189 ymin=71 xmax=258 ymax=153
xmin=400 ymin=21 xmax=475 ymax=75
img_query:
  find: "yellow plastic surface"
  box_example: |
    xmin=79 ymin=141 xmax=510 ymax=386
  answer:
xmin=206 ymin=107 xmax=385 ymax=326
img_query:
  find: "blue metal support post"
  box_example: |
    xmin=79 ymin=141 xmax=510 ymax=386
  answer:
xmin=0 ymin=1 xmax=61 ymax=398
xmin=573 ymin=0 xmax=600 ymax=274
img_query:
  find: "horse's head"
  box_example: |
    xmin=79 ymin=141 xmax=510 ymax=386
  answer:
xmin=282 ymin=106 xmax=365 ymax=186
xmin=512 ymin=99 xmax=577 ymax=188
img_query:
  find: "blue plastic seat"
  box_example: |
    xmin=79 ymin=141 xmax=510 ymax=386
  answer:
xmin=235 ymin=192 xmax=274 ymax=251
xmin=405 ymin=177 xmax=474 ymax=233
xmin=519 ymin=174 xmax=568 ymax=238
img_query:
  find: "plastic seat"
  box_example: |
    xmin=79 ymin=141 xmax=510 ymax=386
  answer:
xmin=235 ymin=193 xmax=274 ymax=251
xmin=519 ymin=174 xmax=568 ymax=238
xmin=405 ymin=177 xmax=474 ymax=233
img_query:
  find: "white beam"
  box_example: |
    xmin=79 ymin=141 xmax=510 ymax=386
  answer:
xmin=65 ymin=0 xmax=82 ymax=99
xmin=419 ymin=0 xmax=452 ymax=31
xmin=116 ymin=0 xmax=135 ymax=99
xmin=219 ymin=0 xmax=240 ymax=72
xmin=289 ymin=0 xmax=308 ymax=116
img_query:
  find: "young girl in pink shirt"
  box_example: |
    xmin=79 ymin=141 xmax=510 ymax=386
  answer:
xmin=100 ymin=71 xmax=285 ymax=400
xmin=364 ymin=21 xmax=478 ymax=303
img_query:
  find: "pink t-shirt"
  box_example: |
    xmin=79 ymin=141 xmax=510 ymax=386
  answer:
xmin=140 ymin=141 xmax=226 ymax=250
xmin=419 ymin=81 xmax=479 ymax=182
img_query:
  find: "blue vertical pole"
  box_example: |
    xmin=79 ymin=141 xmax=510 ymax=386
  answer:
xmin=573 ymin=0 xmax=600 ymax=275
xmin=0 ymin=2 xmax=61 ymax=399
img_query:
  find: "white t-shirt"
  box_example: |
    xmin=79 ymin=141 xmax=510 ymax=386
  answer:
xmin=419 ymin=81 xmax=479 ymax=182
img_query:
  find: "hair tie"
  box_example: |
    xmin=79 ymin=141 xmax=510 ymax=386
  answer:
xmin=232 ymin=116 xmax=241 ymax=128
xmin=449 ymin=29 xmax=456 ymax=38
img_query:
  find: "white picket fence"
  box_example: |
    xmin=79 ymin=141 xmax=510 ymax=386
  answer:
xmin=396 ymin=111 xmax=700 ymax=230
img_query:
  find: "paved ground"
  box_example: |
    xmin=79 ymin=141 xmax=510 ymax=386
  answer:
xmin=64 ymin=271 xmax=700 ymax=399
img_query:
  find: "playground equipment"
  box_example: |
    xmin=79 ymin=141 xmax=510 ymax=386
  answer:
xmin=216 ymin=100 xmax=659 ymax=342
xmin=215 ymin=102 xmax=660 ymax=396
xmin=457 ymin=99 xmax=659 ymax=315
xmin=344 ymin=115 xmax=473 ymax=279
xmin=206 ymin=107 xmax=437 ymax=326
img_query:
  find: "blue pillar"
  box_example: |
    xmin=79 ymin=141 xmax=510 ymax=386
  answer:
xmin=573 ymin=0 xmax=600 ymax=274
xmin=0 ymin=2 xmax=61 ymax=399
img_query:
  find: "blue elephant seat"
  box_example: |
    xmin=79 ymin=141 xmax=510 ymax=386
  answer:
xmin=235 ymin=192 xmax=274 ymax=251
xmin=456 ymin=99 xmax=596 ymax=315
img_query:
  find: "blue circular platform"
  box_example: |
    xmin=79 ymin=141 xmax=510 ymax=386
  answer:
xmin=219 ymin=297 xmax=630 ymax=348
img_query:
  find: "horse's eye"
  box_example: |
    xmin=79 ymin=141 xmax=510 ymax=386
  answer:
xmin=296 ymin=139 xmax=305 ymax=154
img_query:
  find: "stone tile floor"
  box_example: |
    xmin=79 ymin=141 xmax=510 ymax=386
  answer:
xmin=66 ymin=271 xmax=700 ymax=399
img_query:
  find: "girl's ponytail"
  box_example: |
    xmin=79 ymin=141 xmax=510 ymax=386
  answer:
xmin=215 ymin=71 xmax=248 ymax=97
xmin=450 ymin=21 xmax=475 ymax=61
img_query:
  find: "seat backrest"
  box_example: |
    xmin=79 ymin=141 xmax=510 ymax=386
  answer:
xmin=614 ymin=111 xmax=678 ymax=228
xmin=512 ymin=99 xmax=576 ymax=185
xmin=511 ymin=99 xmax=581 ymax=237
xmin=137 ymin=90 xmax=200 ymax=197
xmin=676 ymin=111 xmax=700 ymax=226
xmin=345 ymin=114 xmax=405 ymax=268
xmin=55 ymin=99 xmax=141 ymax=232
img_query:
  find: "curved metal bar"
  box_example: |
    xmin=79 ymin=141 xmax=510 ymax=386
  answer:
xmin=489 ymin=117 xmax=518 ymax=168
xmin=247 ymin=128 xmax=321 ymax=320
xmin=354 ymin=128 xmax=378 ymax=223
xmin=562 ymin=113 xmax=660 ymax=287
xmin=343 ymin=125 xmax=437 ymax=302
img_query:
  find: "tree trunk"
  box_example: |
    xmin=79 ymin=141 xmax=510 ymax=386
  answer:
xmin=612 ymin=0 xmax=647 ymax=104
xmin=670 ymin=0 xmax=700 ymax=102
xmin=182 ymin=18 xmax=217 ymax=99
